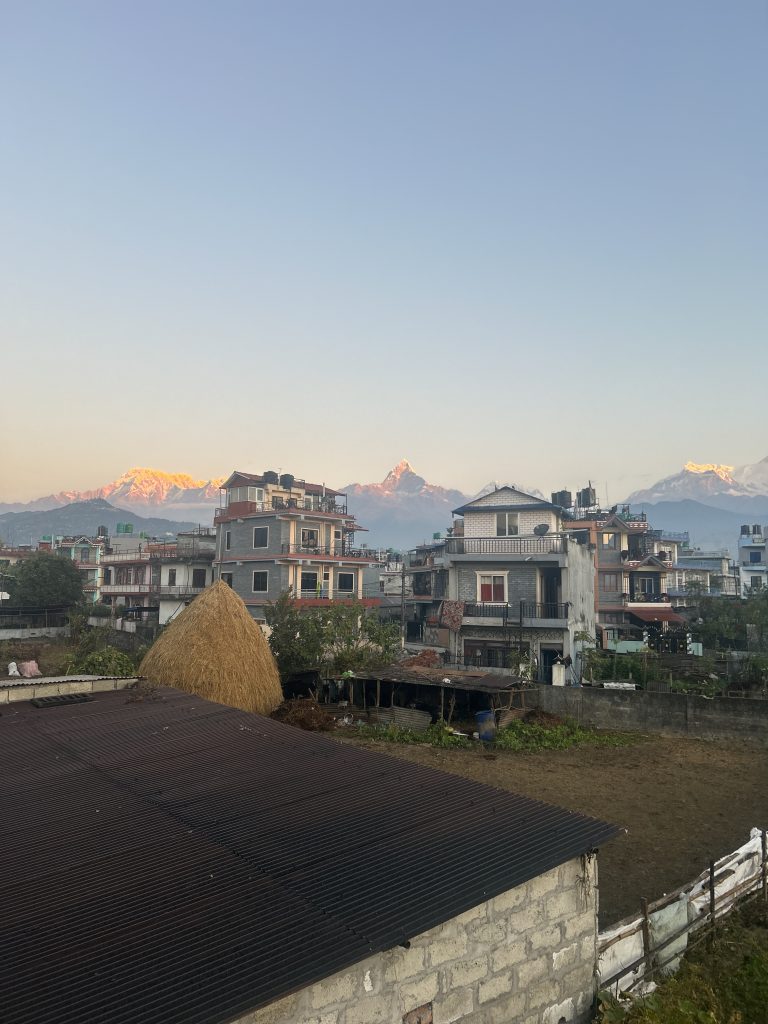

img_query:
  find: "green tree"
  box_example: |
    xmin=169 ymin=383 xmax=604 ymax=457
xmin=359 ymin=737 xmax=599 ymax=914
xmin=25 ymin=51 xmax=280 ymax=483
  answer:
xmin=6 ymin=553 xmax=83 ymax=608
xmin=265 ymin=592 xmax=325 ymax=680
xmin=319 ymin=601 xmax=400 ymax=675
xmin=265 ymin=593 xmax=400 ymax=681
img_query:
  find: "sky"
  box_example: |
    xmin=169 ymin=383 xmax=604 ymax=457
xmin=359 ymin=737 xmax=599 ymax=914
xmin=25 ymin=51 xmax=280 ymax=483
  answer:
xmin=2 ymin=0 xmax=766 ymax=503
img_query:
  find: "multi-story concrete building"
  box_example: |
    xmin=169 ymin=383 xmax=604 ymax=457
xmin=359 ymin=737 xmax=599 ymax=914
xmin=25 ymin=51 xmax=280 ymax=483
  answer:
xmin=213 ymin=470 xmax=384 ymax=621
xmin=41 ymin=536 xmax=105 ymax=604
xmin=737 ymin=523 xmax=768 ymax=596
xmin=667 ymin=549 xmax=739 ymax=606
xmin=101 ymin=530 xmax=216 ymax=626
xmin=563 ymin=506 xmax=687 ymax=649
xmin=402 ymin=486 xmax=596 ymax=683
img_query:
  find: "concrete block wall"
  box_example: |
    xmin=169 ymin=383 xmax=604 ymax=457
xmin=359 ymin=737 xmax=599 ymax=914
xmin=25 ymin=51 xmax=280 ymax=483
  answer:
xmin=234 ymin=856 xmax=598 ymax=1024
xmin=456 ymin=566 xmax=538 ymax=604
xmin=535 ymin=685 xmax=768 ymax=747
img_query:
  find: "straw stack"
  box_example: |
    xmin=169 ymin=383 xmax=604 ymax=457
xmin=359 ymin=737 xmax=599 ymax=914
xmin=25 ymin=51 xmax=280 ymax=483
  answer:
xmin=138 ymin=581 xmax=282 ymax=715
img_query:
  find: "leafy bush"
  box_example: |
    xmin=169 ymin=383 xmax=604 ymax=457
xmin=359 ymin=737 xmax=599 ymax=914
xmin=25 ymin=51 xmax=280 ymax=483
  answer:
xmin=67 ymin=647 xmax=136 ymax=676
xmin=354 ymin=721 xmax=471 ymax=748
xmin=88 ymin=603 xmax=112 ymax=618
xmin=494 ymin=718 xmax=634 ymax=752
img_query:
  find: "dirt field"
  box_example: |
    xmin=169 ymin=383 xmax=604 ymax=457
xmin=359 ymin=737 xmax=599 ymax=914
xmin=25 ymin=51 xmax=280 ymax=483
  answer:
xmin=337 ymin=732 xmax=768 ymax=926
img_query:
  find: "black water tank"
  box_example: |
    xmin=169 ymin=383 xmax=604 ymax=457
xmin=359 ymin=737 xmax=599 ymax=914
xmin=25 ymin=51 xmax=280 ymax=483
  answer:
xmin=280 ymin=473 xmax=295 ymax=490
xmin=263 ymin=470 xmax=279 ymax=484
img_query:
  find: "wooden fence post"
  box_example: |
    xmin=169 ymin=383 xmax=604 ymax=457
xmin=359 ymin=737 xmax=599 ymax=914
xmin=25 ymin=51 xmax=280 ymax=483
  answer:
xmin=640 ymin=898 xmax=652 ymax=980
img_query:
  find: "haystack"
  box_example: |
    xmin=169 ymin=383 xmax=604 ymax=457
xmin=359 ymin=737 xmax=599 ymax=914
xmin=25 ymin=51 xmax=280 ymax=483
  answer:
xmin=139 ymin=581 xmax=282 ymax=715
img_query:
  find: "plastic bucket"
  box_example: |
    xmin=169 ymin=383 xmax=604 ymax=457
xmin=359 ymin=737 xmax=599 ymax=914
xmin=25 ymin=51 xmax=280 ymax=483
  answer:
xmin=475 ymin=709 xmax=496 ymax=741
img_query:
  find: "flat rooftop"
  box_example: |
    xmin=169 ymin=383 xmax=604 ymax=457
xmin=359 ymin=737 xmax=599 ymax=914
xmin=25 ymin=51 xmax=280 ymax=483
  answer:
xmin=1 ymin=687 xmax=619 ymax=1024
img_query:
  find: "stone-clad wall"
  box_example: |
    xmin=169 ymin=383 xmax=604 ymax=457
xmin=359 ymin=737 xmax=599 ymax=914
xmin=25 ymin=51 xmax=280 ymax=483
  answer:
xmin=234 ymin=856 xmax=598 ymax=1024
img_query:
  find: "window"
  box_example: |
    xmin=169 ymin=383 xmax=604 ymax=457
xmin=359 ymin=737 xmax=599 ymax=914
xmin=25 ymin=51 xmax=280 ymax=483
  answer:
xmin=334 ymin=529 xmax=342 ymax=541
xmin=253 ymin=526 xmax=269 ymax=549
xmin=602 ymin=573 xmax=619 ymax=591
xmin=496 ymin=513 xmax=519 ymax=537
xmin=221 ymin=573 xmax=233 ymax=587
xmin=601 ymin=532 xmax=618 ymax=548
xmin=301 ymin=571 xmax=319 ymax=594
xmin=192 ymin=568 xmax=206 ymax=588
xmin=168 ymin=569 xmax=177 ymax=586
xmin=301 ymin=528 xmax=319 ymax=548
xmin=751 ymin=576 xmax=763 ymax=591
xmin=225 ymin=530 xmax=231 ymax=551
xmin=750 ymin=551 xmax=762 ymax=564
xmin=252 ymin=571 xmax=269 ymax=593
xmin=337 ymin=572 xmax=355 ymax=592
xmin=479 ymin=574 xmax=505 ymax=602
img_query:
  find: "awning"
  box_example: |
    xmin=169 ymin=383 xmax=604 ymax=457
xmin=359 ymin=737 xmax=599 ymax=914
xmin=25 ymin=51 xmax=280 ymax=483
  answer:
xmin=628 ymin=607 xmax=685 ymax=624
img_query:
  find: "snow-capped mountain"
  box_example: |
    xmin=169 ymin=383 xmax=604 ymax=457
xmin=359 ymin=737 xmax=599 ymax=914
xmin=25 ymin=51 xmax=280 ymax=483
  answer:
xmin=343 ymin=460 xmax=468 ymax=548
xmin=626 ymin=458 xmax=768 ymax=512
xmin=0 ymin=468 xmax=224 ymax=519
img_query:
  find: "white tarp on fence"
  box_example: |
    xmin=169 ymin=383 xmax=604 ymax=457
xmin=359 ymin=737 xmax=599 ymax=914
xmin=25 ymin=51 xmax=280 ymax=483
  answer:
xmin=598 ymin=827 xmax=766 ymax=995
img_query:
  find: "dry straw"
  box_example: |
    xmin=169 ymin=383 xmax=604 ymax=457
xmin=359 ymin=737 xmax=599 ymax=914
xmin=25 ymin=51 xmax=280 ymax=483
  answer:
xmin=138 ymin=581 xmax=282 ymax=715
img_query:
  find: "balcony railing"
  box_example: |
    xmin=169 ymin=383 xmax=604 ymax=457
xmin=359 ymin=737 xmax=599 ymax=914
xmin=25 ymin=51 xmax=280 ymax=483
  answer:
xmin=280 ymin=544 xmax=386 ymax=561
xmin=215 ymin=498 xmax=348 ymax=519
xmin=101 ymin=583 xmax=151 ymax=594
xmin=628 ymin=593 xmax=669 ymax=604
xmin=444 ymin=536 xmax=567 ymax=556
xmin=154 ymin=586 xmax=206 ymax=599
xmin=463 ymin=601 xmax=570 ymax=622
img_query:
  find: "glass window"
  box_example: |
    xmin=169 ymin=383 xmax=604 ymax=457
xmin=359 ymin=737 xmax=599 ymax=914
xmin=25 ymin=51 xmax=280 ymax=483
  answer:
xmin=337 ymin=572 xmax=355 ymax=592
xmin=221 ymin=573 xmax=233 ymax=587
xmin=301 ymin=571 xmax=319 ymax=593
xmin=602 ymin=573 xmax=619 ymax=590
xmin=168 ymin=569 xmax=176 ymax=586
xmin=479 ymin=574 xmax=505 ymax=602
xmin=601 ymin=532 xmax=617 ymax=548
xmin=496 ymin=513 xmax=519 ymax=537
xmin=252 ymin=571 xmax=268 ymax=593
xmin=192 ymin=568 xmax=206 ymax=587
xmin=301 ymin=528 xmax=320 ymax=548
xmin=253 ymin=526 xmax=269 ymax=548
xmin=225 ymin=531 xmax=231 ymax=551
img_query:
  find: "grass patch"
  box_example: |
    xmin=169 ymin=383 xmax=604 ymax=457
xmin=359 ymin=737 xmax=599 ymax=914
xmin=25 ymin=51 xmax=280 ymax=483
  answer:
xmin=354 ymin=716 xmax=633 ymax=752
xmin=355 ymin=721 xmax=472 ymax=748
xmin=598 ymin=900 xmax=768 ymax=1024
xmin=494 ymin=718 xmax=635 ymax=752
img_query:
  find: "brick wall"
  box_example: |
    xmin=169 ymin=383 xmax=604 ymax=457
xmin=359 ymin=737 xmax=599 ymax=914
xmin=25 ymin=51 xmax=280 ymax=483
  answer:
xmin=234 ymin=855 xmax=599 ymax=1024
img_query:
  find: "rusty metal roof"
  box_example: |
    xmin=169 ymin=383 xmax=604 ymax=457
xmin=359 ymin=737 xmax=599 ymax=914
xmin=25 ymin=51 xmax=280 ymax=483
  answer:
xmin=0 ymin=688 xmax=620 ymax=1024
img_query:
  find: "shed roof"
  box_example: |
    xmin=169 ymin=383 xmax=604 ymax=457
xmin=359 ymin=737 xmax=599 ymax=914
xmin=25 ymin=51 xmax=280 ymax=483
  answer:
xmin=0 ymin=687 xmax=620 ymax=1024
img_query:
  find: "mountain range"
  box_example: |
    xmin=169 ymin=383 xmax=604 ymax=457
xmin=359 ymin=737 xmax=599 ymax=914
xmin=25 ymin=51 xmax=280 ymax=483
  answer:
xmin=0 ymin=499 xmax=198 ymax=547
xmin=3 ymin=457 xmax=768 ymax=552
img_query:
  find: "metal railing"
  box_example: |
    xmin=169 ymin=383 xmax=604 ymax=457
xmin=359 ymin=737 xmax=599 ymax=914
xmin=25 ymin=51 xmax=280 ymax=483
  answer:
xmin=215 ymin=499 xmax=348 ymax=518
xmin=628 ymin=593 xmax=670 ymax=604
xmin=280 ymin=544 xmax=386 ymax=561
xmin=463 ymin=601 xmax=570 ymax=621
xmin=444 ymin=536 xmax=567 ymax=555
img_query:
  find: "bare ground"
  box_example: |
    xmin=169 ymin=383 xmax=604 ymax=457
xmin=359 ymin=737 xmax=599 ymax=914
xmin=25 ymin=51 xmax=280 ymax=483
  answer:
xmin=335 ymin=732 xmax=768 ymax=926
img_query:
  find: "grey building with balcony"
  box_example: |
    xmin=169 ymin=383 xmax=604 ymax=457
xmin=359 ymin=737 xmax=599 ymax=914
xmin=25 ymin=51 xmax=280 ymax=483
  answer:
xmin=737 ymin=523 xmax=768 ymax=597
xmin=214 ymin=470 xmax=384 ymax=621
xmin=403 ymin=486 xmax=596 ymax=683
xmin=100 ymin=529 xmax=216 ymax=626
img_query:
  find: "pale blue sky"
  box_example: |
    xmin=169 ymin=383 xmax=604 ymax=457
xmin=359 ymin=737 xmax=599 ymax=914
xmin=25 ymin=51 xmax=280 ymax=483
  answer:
xmin=2 ymin=1 xmax=766 ymax=502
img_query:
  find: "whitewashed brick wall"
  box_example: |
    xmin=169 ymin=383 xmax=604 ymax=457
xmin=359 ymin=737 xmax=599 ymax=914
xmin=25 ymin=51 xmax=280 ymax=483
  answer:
xmin=234 ymin=855 xmax=599 ymax=1024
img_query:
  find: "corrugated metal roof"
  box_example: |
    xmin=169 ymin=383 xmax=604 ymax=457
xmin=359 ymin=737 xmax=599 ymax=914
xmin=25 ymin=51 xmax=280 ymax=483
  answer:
xmin=0 ymin=688 xmax=621 ymax=1024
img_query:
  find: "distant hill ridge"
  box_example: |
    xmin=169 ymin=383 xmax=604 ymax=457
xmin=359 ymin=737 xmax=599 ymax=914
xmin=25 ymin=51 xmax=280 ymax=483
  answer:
xmin=0 ymin=499 xmax=199 ymax=547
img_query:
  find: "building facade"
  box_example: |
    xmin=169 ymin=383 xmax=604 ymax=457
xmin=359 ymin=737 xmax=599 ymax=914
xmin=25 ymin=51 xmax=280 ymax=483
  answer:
xmin=563 ymin=508 xmax=687 ymax=650
xmin=44 ymin=536 xmax=105 ymax=604
xmin=214 ymin=470 xmax=384 ymax=621
xmin=737 ymin=523 xmax=768 ymax=597
xmin=101 ymin=530 xmax=216 ymax=625
xmin=403 ymin=487 xmax=597 ymax=683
